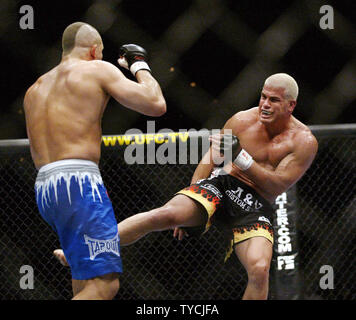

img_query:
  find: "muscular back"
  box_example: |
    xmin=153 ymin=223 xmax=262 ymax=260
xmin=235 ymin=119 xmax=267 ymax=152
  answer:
xmin=24 ymin=59 xmax=109 ymax=169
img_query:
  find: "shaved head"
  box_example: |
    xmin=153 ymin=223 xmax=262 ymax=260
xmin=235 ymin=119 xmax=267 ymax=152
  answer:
xmin=264 ymin=73 xmax=299 ymax=101
xmin=62 ymin=22 xmax=102 ymax=55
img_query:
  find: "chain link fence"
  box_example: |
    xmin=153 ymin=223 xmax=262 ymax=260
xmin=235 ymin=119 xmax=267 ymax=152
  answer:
xmin=297 ymin=126 xmax=356 ymax=300
xmin=0 ymin=125 xmax=355 ymax=300
xmin=2 ymin=1 xmax=356 ymax=140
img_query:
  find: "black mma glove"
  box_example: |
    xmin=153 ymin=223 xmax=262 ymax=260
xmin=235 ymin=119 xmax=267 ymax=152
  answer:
xmin=211 ymin=134 xmax=254 ymax=171
xmin=219 ymin=134 xmax=241 ymax=160
xmin=118 ymin=44 xmax=151 ymax=76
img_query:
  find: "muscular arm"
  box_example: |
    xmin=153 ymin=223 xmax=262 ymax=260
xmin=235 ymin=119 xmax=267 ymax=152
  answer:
xmin=190 ymin=112 xmax=248 ymax=184
xmin=191 ymin=149 xmax=215 ymax=184
xmin=97 ymin=61 xmax=166 ymax=116
xmin=244 ymin=133 xmax=318 ymax=197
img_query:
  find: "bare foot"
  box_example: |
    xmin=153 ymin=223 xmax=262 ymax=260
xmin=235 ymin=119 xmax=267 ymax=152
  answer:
xmin=53 ymin=249 xmax=69 ymax=267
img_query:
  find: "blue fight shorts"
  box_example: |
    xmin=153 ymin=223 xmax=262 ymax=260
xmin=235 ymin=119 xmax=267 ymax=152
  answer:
xmin=35 ymin=159 xmax=123 ymax=280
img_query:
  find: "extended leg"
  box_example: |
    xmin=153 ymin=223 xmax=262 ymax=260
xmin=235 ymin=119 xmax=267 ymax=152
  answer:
xmin=117 ymin=194 xmax=206 ymax=246
xmin=53 ymin=194 xmax=206 ymax=265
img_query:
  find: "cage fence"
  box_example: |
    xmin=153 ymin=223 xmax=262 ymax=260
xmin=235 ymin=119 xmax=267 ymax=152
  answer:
xmin=0 ymin=125 xmax=355 ymax=300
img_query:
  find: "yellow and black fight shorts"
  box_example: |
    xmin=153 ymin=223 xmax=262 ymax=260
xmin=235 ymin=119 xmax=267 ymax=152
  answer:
xmin=176 ymin=169 xmax=274 ymax=262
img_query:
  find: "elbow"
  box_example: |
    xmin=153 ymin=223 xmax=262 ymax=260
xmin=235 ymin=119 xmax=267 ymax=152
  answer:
xmin=148 ymin=99 xmax=167 ymax=117
xmin=156 ymin=102 xmax=167 ymax=116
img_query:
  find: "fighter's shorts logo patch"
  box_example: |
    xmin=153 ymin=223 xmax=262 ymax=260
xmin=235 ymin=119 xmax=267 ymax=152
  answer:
xmin=258 ymin=216 xmax=271 ymax=225
xmin=84 ymin=232 xmax=120 ymax=261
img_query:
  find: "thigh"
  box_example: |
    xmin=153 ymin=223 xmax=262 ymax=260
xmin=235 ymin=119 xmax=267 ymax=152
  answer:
xmin=72 ymin=278 xmax=87 ymax=296
xmin=57 ymin=180 xmax=122 ymax=280
xmin=234 ymin=237 xmax=273 ymax=272
xmin=164 ymin=194 xmax=207 ymax=227
xmin=174 ymin=177 xmax=224 ymax=230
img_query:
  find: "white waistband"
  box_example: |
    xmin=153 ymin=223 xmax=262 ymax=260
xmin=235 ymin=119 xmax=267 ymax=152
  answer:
xmin=38 ymin=159 xmax=98 ymax=173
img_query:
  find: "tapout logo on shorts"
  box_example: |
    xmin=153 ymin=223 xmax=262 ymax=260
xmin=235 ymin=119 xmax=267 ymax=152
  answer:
xmin=84 ymin=233 xmax=120 ymax=261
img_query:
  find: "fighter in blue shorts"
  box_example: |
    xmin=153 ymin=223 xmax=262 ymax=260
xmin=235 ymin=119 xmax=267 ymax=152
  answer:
xmin=24 ymin=22 xmax=166 ymax=299
xmin=35 ymin=159 xmax=122 ymax=280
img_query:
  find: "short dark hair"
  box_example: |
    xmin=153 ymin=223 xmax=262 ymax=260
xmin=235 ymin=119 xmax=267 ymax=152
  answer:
xmin=62 ymin=22 xmax=86 ymax=55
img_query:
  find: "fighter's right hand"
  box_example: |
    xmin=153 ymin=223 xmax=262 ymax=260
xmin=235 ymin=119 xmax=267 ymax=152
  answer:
xmin=209 ymin=134 xmax=241 ymax=165
xmin=118 ymin=44 xmax=151 ymax=76
xmin=210 ymin=134 xmax=254 ymax=170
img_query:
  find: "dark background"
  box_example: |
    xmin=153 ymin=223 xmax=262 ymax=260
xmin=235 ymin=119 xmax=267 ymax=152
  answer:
xmin=1 ymin=0 xmax=356 ymax=139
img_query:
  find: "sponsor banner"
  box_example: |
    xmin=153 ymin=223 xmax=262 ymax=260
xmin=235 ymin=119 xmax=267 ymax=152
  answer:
xmin=101 ymin=132 xmax=190 ymax=147
xmin=271 ymin=185 xmax=301 ymax=300
xmin=101 ymin=122 xmax=211 ymax=148
xmin=101 ymin=123 xmax=215 ymax=165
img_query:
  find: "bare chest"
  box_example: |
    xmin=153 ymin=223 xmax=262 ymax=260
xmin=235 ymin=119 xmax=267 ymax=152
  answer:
xmin=238 ymin=129 xmax=294 ymax=168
